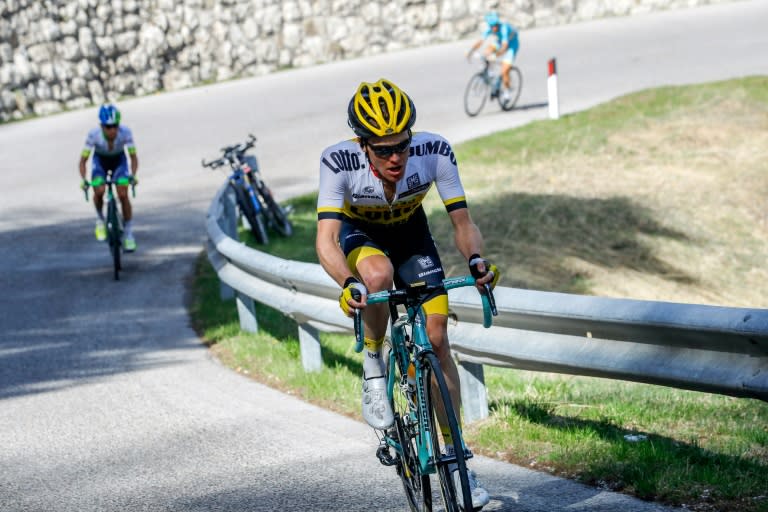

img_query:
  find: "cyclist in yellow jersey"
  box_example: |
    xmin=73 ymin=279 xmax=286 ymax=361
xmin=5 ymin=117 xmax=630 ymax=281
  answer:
xmin=316 ymin=78 xmax=499 ymax=510
xmin=79 ymin=104 xmax=139 ymax=251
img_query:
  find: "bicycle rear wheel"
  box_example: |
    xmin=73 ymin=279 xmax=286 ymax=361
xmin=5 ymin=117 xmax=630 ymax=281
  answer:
xmin=106 ymin=199 xmax=121 ymax=281
xmin=386 ymin=340 xmax=432 ymax=511
xmin=498 ymin=66 xmax=523 ymax=111
xmin=420 ymin=352 xmax=472 ymax=512
xmin=463 ymin=73 xmax=488 ymax=117
xmin=259 ymin=184 xmax=293 ymax=237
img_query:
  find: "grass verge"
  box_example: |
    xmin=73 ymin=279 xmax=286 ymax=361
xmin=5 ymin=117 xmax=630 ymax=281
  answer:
xmin=191 ymin=77 xmax=768 ymax=512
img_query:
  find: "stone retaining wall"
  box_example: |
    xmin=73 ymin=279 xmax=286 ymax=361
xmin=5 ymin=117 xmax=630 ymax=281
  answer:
xmin=0 ymin=0 xmax=730 ymax=121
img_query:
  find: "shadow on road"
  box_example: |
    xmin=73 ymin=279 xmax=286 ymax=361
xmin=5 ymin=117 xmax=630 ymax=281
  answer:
xmin=0 ymin=202 xmax=210 ymax=400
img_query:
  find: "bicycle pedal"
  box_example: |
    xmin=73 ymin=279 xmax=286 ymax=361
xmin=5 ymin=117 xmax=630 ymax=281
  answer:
xmin=439 ymin=452 xmax=457 ymax=465
xmin=376 ymin=444 xmax=397 ymax=467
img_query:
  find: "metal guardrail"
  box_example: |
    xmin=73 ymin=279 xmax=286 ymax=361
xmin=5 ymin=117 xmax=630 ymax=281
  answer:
xmin=205 ymin=183 xmax=768 ymax=422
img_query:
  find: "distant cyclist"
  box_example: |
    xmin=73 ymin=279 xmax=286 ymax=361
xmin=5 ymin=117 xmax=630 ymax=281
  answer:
xmin=79 ymin=104 xmax=139 ymax=252
xmin=316 ymin=78 xmax=499 ymax=510
xmin=468 ymin=11 xmax=520 ymax=103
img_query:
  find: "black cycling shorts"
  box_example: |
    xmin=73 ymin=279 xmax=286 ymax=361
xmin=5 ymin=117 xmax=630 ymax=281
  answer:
xmin=339 ymin=206 xmax=448 ymax=315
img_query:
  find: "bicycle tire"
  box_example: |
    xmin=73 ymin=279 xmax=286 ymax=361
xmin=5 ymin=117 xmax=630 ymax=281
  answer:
xmin=106 ymin=198 xmax=121 ymax=281
xmin=259 ymin=184 xmax=293 ymax=237
xmin=463 ymin=73 xmax=489 ymax=117
xmin=421 ymin=352 xmax=472 ymax=512
xmin=385 ymin=340 xmax=432 ymax=512
xmin=233 ymin=184 xmax=269 ymax=245
xmin=498 ymin=66 xmax=523 ymax=111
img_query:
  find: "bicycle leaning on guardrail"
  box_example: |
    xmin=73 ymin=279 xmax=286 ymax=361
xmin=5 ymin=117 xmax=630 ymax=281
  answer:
xmin=353 ymin=276 xmax=497 ymax=512
xmin=84 ymin=170 xmax=135 ymax=281
xmin=202 ymin=134 xmax=292 ymax=245
xmin=463 ymin=55 xmax=523 ymax=117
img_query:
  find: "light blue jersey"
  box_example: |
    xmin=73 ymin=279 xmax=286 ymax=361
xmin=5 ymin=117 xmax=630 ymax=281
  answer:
xmin=483 ymin=22 xmax=520 ymax=54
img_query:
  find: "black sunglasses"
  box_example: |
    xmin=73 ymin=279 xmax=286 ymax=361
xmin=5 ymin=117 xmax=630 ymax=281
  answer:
xmin=102 ymin=124 xmax=118 ymax=129
xmin=368 ymin=136 xmax=412 ymax=158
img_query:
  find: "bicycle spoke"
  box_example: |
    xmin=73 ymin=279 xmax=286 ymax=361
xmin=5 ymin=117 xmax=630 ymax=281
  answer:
xmin=260 ymin=186 xmax=293 ymax=237
xmin=421 ymin=353 xmax=472 ymax=512
xmin=386 ymin=339 xmax=431 ymax=512
xmin=499 ymin=67 xmax=523 ymax=111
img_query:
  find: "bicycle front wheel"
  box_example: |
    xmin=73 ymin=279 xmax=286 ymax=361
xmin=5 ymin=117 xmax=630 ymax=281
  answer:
xmin=498 ymin=66 xmax=523 ymax=111
xmin=106 ymin=199 xmax=121 ymax=281
xmin=463 ymin=73 xmax=488 ymax=117
xmin=420 ymin=352 xmax=472 ymax=512
xmin=385 ymin=340 xmax=432 ymax=512
xmin=234 ymin=184 xmax=268 ymax=245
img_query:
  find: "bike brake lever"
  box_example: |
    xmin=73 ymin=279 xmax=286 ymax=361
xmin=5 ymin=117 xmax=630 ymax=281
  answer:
xmin=351 ymin=288 xmax=364 ymax=352
xmin=483 ymin=283 xmax=498 ymax=316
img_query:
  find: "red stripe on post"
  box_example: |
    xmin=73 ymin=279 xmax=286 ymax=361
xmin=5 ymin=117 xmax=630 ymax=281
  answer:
xmin=548 ymin=58 xmax=557 ymax=76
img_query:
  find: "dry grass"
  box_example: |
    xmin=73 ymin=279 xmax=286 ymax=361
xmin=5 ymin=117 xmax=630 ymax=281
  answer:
xmin=428 ymin=78 xmax=768 ymax=307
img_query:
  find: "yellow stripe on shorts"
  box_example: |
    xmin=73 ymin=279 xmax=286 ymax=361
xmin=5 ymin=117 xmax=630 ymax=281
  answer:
xmin=346 ymin=245 xmax=385 ymax=271
xmin=422 ymin=294 xmax=448 ymax=316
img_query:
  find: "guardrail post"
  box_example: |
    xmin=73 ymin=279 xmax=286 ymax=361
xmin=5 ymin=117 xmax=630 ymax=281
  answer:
xmin=236 ymin=292 xmax=258 ymax=333
xmin=219 ymin=186 xmax=237 ymax=300
xmin=298 ymin=323 xmax=322 ymax=372
xmin=458 ymin=361 xmax=489 ymax=423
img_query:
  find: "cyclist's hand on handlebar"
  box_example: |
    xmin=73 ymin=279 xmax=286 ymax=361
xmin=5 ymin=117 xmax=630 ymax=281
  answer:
xmin=80 ymin=179 xmax=90 ymax=191
xmin=468 ymin=254 xmax=500 ymax=290
xmin=339 ymin=276 xmax=367 ymax=317
xmin=129 ymin=175 xmax=138 ymax=186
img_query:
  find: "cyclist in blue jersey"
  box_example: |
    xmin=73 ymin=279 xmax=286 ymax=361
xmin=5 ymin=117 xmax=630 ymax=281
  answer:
xmin=468 ymin=11 xmax=520 ymax=103
xmin=79 ymin=104 xmax=139 ymax=252
xmin=316 ymin=78 xmax=499 ymax=510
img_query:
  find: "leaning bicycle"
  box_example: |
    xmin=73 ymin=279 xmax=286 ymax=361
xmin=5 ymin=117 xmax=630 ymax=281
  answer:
xmin=464 ymin=55 xmax=522 ymax=116
xmin=353 ymin=276 xmax=497 ymax=511
xmin=202 ymin=134 xmax=292 ymax=244
xmin=84 ymin=170 xmax=135 ymax=281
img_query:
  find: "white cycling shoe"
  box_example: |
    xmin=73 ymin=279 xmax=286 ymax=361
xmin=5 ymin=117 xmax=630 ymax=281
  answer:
xmin=361 ymin=374 xmax=394 ymax=430
xmin=453 ymin=468 xmax=490 ymax=510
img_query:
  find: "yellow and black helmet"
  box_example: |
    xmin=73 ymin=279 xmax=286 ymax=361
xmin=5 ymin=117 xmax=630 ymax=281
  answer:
xmin=347 ymin=79 xmax=416 ymax=139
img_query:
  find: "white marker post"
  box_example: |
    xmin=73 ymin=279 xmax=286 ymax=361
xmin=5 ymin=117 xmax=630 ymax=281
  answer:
xmin=547 ymin=58 xmax=559 ymax=119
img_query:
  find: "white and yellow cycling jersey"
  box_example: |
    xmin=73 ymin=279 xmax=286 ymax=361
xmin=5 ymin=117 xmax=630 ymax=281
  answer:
xmin=317 ymin=131 xmax=467 ymax=226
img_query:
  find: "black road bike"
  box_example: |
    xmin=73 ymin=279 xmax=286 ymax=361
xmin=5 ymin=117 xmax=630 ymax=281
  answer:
xmin=202 ymin=135 xmax=292 ymax=244
xmin=84 ymin=171 xmax=135 ymax=281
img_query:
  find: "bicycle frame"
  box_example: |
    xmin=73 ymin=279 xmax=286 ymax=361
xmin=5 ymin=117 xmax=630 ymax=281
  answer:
xmin=230 ymin=166 xmax=263 ymax=215
xmin=389 ymin=307 xmax=444 ymax=476
xmin=481 ymin=59 xmax=502 ymax=92
xmin=354 ymin=276 xmax=496 ymax=478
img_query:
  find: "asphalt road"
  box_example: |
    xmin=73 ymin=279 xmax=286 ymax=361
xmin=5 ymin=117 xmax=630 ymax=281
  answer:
xmin=1 ymin=1 xmax=767 ymax=510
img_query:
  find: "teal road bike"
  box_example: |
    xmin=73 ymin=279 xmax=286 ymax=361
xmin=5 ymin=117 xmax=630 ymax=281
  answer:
xmin=353 ymin=276 xmax=497 ymax=511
